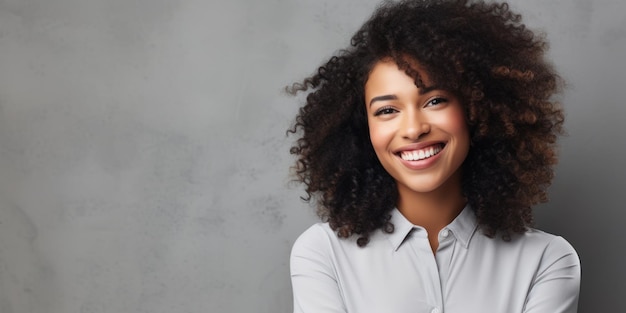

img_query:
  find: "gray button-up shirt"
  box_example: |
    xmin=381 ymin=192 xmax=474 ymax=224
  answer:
xmin=291 ymin=206 xmax=580 ymax=313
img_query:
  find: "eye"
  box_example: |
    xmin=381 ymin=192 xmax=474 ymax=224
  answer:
xmin=425 ymin=97 xmax=448 ymax=107
xmin=374 ymin=106 xmax=398 ymax=116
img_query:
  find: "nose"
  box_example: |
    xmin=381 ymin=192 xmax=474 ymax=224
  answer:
xmin=401 ymin=110 xmax=430 ymax=140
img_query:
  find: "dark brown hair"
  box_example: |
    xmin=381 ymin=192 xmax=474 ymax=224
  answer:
xmin=288 ymin=0 xmax=564 ymax=247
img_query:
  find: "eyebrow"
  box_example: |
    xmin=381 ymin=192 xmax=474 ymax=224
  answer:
xmin=369 ymin=95 xmax=397 ymax=107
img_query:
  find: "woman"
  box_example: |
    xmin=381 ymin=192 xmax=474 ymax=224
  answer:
xmin=288 ymin=0 xmax=581 ymax=312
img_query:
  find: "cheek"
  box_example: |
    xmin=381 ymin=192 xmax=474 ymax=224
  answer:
xmin=442 ymin=108 xmax=469 ymax=139
xmin=449 ymin=112 xmax=471 ymax=161
xmin=451 ymin=115 xmax=469 ymax=137
xmin=367 ymin=121 xmax=391 ymax=151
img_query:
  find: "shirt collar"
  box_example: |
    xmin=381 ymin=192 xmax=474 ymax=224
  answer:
xmin=446 ymin=204 xmax=478 ymax=249
xmin=387 ymin=208 xmax=417 ymax=251
xmin=387 ymin=204 xmax=478 ymax=251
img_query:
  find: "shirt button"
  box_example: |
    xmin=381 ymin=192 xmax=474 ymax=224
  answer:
xmin=431 ymin=308 xmax=440 ymax=313
xmin=440 ymin=229 xmax=449 ymax=238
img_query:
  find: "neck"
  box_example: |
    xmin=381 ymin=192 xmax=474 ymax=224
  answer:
xmin=396 ymin=170 xmax=466 ymax=252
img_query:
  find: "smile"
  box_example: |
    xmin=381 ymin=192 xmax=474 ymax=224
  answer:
xmin=398 ymin=144 xmax=444 ymax=161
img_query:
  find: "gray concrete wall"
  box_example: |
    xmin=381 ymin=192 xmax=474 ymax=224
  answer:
xmin=0 ymin=0 xmax=623 ymax=312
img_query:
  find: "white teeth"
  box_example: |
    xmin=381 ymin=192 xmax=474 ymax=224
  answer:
xmin=424 ymin=149 xmax=431 ymax=158
xmin=399 ymin=145 xmax=442 ymax=161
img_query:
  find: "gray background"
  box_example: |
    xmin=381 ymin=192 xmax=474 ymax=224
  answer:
xmin=0 ymin=0 xmax=623 ymax=312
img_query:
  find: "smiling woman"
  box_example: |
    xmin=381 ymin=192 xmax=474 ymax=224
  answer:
xmin=365 ymin=60 xmax=470 ymax=251
xmin=287 ymin=0 xmax=580 ymax=312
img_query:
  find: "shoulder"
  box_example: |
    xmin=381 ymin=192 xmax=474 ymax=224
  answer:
xmin=291 ymin=222 xmax=390 ymax=273
xmin=290 ymin=223 xmax=350 ymax=278
xmin=473 ymin=228 xmax=580 ymax=290
xmin=291 ymin=223 xmax=332 ymax=256
xmin=291 ymin=222 xmax=394 ymax=255
xmin=474 ymin=227 xmax=580 ymax=269
xmin=516 ymin=230 xmax=581 ymax=311
xmin=480 ymin=227 xmax=577 ymax=252
xmin=522 ymin=229 xmax=580 ymax=271
xmin=291 ymin=224 xmax=339 ymax=263
xmin=291 ymin=223 xmax=361 ymax=257
xmin=515 ymin=228 xmax=578 ymax=256
xmin=498 ymin=228 xmax=580 ymax=273
xmin=292 ymin=223 xmax=338 ymax=247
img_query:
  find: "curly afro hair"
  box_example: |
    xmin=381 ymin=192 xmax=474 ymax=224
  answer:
xmin=288 ymin=0 xmax=564 ymax=247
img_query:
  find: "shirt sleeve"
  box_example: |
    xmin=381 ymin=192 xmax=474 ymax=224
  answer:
xmin=523 ymin=236 xmax=581 ymax=313
xmin=290 ymin=224 xmax=347 ymax=313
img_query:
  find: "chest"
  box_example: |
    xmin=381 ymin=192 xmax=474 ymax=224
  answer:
xmin=332 ymin=237 xmax=537 ymax=313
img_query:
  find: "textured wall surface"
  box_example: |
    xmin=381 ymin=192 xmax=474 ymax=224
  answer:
xmin=0 ymin=0 xmax=623 ymax=312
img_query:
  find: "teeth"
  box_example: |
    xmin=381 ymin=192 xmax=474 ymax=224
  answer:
xmin=400 ymin=145 xmax=442 ymax=161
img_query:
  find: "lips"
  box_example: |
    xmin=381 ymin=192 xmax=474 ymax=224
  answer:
xmin=396 ymin=143 xmax=445 ymax=161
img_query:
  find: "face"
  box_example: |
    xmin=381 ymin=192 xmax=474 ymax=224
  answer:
xmin=364 ymin=60 xmax=470 ymax=195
